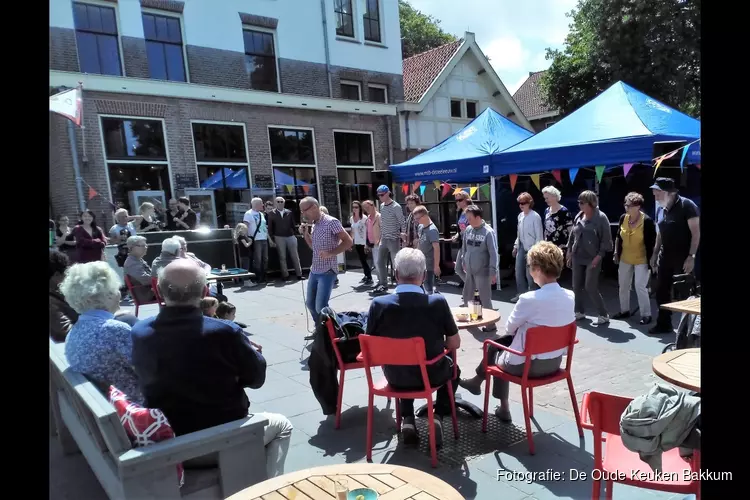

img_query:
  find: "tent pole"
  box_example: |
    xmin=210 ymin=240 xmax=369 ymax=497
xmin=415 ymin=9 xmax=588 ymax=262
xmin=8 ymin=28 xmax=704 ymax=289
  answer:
xmin=490 ymin=175 xmax=500 ymax=291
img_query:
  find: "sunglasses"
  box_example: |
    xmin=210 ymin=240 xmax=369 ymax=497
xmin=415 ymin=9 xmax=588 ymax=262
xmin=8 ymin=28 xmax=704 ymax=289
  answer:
xmin=518 ymin=202 xmax=529 ymax=206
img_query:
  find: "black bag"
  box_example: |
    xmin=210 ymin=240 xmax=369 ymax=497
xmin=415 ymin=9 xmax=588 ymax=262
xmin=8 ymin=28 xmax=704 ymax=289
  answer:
xmin=320 ymin=308 xmax=363 ymax=364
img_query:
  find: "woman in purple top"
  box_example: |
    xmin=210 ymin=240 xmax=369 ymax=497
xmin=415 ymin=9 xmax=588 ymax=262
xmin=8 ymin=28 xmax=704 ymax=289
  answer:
xmin=71 ymin=209 xmax=107 ymax=263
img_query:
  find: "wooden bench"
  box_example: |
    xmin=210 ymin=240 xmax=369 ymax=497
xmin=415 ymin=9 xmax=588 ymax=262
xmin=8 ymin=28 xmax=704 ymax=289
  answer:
xmin=49 ymin=340 xmax=269 ymax=499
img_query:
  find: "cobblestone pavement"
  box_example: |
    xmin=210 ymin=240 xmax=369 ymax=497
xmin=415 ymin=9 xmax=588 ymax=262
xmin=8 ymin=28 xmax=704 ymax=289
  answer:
xmin=50 ymin=269 xmax=683 ymax=500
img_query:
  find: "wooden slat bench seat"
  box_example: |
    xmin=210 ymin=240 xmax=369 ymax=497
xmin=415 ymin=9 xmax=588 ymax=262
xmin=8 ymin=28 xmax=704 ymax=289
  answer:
xmin=49 ymin=340 xmax=268 ymax=499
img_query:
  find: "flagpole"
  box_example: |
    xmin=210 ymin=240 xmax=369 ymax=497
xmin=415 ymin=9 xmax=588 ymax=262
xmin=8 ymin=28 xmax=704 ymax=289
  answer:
xmin=68 ymin=119 xmax=86 ymax=213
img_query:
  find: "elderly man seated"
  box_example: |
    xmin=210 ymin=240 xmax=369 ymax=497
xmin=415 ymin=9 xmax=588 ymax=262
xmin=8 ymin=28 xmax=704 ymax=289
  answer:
xmin=131 ymin=260 xmax=293 ymax=478
xmin=151 ymin=236 xmax=181 ymax=277
xmin=366 ymin=248 xmax=461 ymax=447
xmin=123 ymin=235 xmax=156 ymax=303
xmin=174 ymin=235 xmax=227 ymax=302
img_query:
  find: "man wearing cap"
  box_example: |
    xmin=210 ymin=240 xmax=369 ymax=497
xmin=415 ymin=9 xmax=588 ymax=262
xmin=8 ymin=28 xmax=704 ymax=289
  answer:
xmin=373 ymin=185 xmax=405 ymax=295
xmin=649 ymin=177 xmax=700 ymax=334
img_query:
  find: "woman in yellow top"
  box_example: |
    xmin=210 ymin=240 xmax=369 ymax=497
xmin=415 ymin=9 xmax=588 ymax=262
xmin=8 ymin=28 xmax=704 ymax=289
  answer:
xmin=613 ymin=192 xmax=657 ymax=325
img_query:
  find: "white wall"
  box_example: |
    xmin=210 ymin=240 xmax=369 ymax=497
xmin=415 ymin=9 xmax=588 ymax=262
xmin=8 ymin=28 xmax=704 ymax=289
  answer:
xmin=50 ymin=0 xmax=401 ymax=75
xmin=400 ymin=48 xmax=524 ymax=150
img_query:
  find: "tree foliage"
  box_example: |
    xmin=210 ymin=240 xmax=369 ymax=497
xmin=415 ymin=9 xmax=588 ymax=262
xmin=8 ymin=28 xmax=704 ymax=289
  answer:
xmin=541 ymin=0 xmax=700 ymax=117
xmin=399 ymin=0 xmax=457 ymax=59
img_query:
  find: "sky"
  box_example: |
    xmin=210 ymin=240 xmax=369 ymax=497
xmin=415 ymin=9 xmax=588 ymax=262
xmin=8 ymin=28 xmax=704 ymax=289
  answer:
xmin=407 ymin=0 xmax=578 ymax=95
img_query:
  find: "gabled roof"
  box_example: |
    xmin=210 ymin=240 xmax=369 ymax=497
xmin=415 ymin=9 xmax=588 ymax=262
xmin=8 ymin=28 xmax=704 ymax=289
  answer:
xmin=512 ymin=71 xmax=559 ymax=119
xmin=399 ymin=32 xmax=533 ymax=131
xmin=402 ymin=39 xmax=463 ymax=102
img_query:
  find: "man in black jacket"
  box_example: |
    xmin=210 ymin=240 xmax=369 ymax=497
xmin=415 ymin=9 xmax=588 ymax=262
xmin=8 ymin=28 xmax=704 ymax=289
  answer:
xmin=268 ymin=197 xmax=303 ymax=281
xmin=131 ymin=260 xmax=293 ymax=478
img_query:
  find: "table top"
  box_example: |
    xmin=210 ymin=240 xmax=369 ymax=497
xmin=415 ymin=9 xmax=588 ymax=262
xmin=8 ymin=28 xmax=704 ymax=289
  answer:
xmin=652 ymin=348 xmax=701 ymax=392
xmin=661 ymin=297 xmax=701 ymax=315
xmin=451 ymin=306 xmax=501 ymax=330
xmin=227 ymin=463 xmax=463 ymax=500
xmin=207 ymin=272 xmax=254 ymax=281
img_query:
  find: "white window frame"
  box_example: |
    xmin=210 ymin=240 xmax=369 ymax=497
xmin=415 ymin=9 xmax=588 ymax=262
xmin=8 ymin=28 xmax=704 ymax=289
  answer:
xmin=334 ymin=0 xmax=358 ymax=40
xmin=189 ymin=120 xmax=251 ymax=192
xmin=241 ymin=25 xmax=282 ymax=93
xmin=333 ymin=129 xmax=375 ymax=224
xmin=545 ymin=121 xmax=557 ymax=128
xmin=340 ymin=80 xmax=362 ymax=101
xmin=465 ymin=100 xmax=479 ymax=119
xmin=450 ymin=98 xmax=464 ymax=118
xmin=97 ymin=114 xmax=174 ymax=211
xmin=140 ymin=7 xmax=191 ymax=83
xmin=72 ymin=0 xmax=126 ymax=77
xmin=362 ymin=0 xmax=383 ymax=44
xmin=367 ymin=83 xmax=388 ymax=104
xmin=266 ymin=125 xmax=321 ymax=203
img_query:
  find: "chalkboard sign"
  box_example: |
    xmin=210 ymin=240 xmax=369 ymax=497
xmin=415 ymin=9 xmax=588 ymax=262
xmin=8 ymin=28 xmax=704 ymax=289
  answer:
xmin=175 ymin=173 xmax=197 ymax=192
xmin=321 ymin=175 xmax=340 ymax=220
xmin=254 ymin=174 xmax=274 ymax=190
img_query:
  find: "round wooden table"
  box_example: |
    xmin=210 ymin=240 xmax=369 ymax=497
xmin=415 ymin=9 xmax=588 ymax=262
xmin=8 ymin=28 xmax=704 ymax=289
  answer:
xmin=652 ymin=348 xmax=701 ymax=392
xmin=227 ymin=463 xmax=463 ymax=500
xmin=451 ymin=306 xmax=501 ymax=330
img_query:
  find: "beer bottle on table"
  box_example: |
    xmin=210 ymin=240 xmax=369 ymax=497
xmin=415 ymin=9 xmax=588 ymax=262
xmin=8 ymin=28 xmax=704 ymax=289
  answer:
xmin=472 ymin=289 xmax=483 ymax=320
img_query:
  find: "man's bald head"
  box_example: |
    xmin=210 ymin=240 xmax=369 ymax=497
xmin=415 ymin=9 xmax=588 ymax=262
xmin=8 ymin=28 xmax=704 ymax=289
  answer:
xmin=158 ymin=259 xmax=207 ymax=307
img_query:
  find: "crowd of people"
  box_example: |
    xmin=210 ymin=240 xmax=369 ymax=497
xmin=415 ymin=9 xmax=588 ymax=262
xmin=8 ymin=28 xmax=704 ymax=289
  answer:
xmin=49 ymin=175 xmax=700 ymax=462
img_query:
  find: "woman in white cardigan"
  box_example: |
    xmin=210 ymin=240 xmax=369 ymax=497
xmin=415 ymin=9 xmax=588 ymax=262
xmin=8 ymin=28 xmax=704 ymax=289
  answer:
xmin=512 ymin=192 xmax=544 ymax=302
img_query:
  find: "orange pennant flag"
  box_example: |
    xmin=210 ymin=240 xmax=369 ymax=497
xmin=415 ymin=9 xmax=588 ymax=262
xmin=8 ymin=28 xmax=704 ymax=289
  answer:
xmin=402 ymin=183 xmax=409 ymax=195
xmin=453 ymin=187 xmax=463 ymax=195
xmin=552 ymin=170 xmax=563 ymax=184
xmin=88 ymin=186 xmax=98 ymax=200
xmin=441 ymin=183 xmax=452 ymax=197
xmin=530 ymin=174 xmax=541 ymax=191
xmin=413 ymin=181 xmax=422 ymax=190
xmin=509 ymin=174 xmax=518 ymax=192
xmin=302 ymin=185 xmax=310 ymax=194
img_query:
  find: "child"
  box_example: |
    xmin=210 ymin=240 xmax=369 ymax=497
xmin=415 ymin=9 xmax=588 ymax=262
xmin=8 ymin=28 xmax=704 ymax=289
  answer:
xmin=216 ymin=302 xmax=249 ymax=329
xmin=200 ymin=297 xmax=219 ymax=317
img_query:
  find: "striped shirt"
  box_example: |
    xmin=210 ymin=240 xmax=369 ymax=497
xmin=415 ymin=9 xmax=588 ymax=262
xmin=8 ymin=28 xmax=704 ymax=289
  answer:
xmin=379 ymin=200 xmax=405 ymax=242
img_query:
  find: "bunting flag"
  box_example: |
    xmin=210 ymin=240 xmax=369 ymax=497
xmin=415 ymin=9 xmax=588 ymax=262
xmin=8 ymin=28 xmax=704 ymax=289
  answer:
xmin=695 ymin=164 xmax=701 ymax=170
xmin=679 ymin=147 xmax=689 ymax=172
xmin=419 ymin=185 xmax=426 ymax=196
xmin=509 ymin=174 xmax=518 ymax=192
xmin=653 ymin=157 xmax=664 ymax=175
xmin=402 ymin=183 xmax=409 ymax=195
xmin=469 ymin=186 xmax=478 ymax=197
xmin=441 ymin=183 xmax=452 ymax=197
xmin=432 ymin=180 xmax=441 ymax=189
xmin=530 ymin=174 xmax=541 ymax=191
xmin=88 ymin=186 xmax=98 ymax=200
xmin=49 ymin=86 xmax=83 ymax=126
xmin=552 ymin=170 xmax=563 ymax=185
xmin=662 ymin=150 xmax=678 ymax=160
xmin=453 ymin=187 xmax=463 ymax=195
xmin=594 ymin=166 xmax=606 ymax=183
xmin=569 ymin=168 xmax=579 ymax=184
xmin=479 ymin=184 xmax=491 ymax=199
xmin=623 ymin=163 xmax=634 ymax=177
xmin=413 ymin=181 xmax=422 ymax=190
xmin=302 ymin=185 xmax=310 ymax=194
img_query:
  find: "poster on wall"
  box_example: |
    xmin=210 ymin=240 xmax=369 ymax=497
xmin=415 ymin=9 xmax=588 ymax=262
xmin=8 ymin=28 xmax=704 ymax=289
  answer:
xmin=128 ymin=190 xmax=167 ymax=217
xmin=184 ymin=189 xmax=218 ymax=228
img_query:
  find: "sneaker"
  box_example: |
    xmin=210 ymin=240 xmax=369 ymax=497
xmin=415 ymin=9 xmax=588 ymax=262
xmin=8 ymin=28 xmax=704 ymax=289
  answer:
xmin=362 ymin=277 xmax=374 ymax=285
xmin=481 ymin=326 xmax=497 ymax=333
xmin=359 ymin=276 xmax=368 ymax=283
xmin=495 ymin=406 xmax=512 ymax=422
xmin=575 ymin=312 xmax=586 ymax=320
xmin=612 ymin=311 xmax=632 ymax=320
xmin=592 ymin=315 xmax=610 ymax=326
xmin=639 ymin=316 xmax=652 ymax=325
xmin=510 ymin=295 xmax=520 ymax=304
xmin=401 ymin=417 xmax=419 ymax=446
xmin=303 ymin=334 xmax=315 ymax=341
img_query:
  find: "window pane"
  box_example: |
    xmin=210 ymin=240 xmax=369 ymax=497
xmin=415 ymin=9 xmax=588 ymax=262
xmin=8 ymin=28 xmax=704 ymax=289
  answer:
xmin=298 ymin=131 xmax=314 ymax=163
xmin=98 ymin=35 xmax=122 ymax=76
xmin=262 ymin=33 xmax=274 ymax=55
xmin=369 ymin=22 xmax=380 ymax=43
xmin=153 ymin=16 xmax=168 ymax=41
xmin=359 ymin=135 xmax=372 ymax=165
xmin=334 ymin=132 xmax=372 ymax=166
xmin=164 ymin=44 xmax=186 ymax=81
xmin=467 ymin=101 xmax=477 ymax=118
xmin=334 ymin=133 xmax=347 ymax=165
xmin=146 ymin=41 xmax=167 ymax=80
xmin=142 ymin=14 xmax=156 ymax=39
xmin=73 ymin=3 xmax=88 ymax=30
xmin=355 ymin=169 xmax=372 ymax=184
xmin=270 ymin=129 xmax=314 ymax=165
xmin=451 ymin=100 xmax=462 ymax=117
xmin=340 ymin=0 xmax=352 ymax=14
xmin=76 ymin=32 xmax=101 ymax=74
xmin=225 ymin=166 xmax=250 ymax=189
xmin=102 ymin=119 xmax=167 ymax=160
xmin=338 ymin=168 xmax=355 ymax=184
xmin=341 ymin=84 xmax=359 ymax=100
xmin=100 ymin=6 xmax=117 ymax=34
xmin=192 ymin=124 xmax=247 ymax=162
xmin=369 ymin=87 xmax=386 ymax=103
xmin=246 ymin=54 xmax=277 ymax=92
xmin=242 ymin=30 xmax=255 ymax=52
xmin=87 ymin=5 xmax=103 ymax=33
xmin=167 ymin=18 xmax=182 ymax=43
xmin=253 ymin=32 xmax=266 ymax=55
xmin=107 ymin=164 xmax=171 ymax=213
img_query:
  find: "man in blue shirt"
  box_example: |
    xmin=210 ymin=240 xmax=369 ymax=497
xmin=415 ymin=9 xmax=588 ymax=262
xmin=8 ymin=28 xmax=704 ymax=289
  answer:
xmin=131 ymin=260 xmax=293 ymax=478
xmin=366 ymin=248 xmax=461 ymax=447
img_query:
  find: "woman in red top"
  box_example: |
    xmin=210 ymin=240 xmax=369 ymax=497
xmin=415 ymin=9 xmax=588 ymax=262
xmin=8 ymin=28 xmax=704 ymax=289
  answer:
xmin=72 ymin=209 xmax=107 ymax=263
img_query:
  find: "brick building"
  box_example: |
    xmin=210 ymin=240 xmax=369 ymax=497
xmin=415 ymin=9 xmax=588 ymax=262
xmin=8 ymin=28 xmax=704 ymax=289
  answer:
xmin=511 ymin=70 xmax=561 ymax=133
xmin=49 ymin=0 xmax=403 ymax=227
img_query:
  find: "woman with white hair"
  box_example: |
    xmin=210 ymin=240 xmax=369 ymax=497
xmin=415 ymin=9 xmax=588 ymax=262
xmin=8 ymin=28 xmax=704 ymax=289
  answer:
xmin=542 ymin=185 xmax=574 ymax=249
xmin=137 ymin=202 xmax=161 ymax=233
xmin=61 ymin=262 xmax=143 ymax=403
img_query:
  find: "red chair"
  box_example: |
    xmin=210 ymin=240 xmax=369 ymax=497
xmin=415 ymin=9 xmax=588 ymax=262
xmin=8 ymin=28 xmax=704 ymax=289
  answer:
xmin=124 ymin=275 xmax=161 ymax=317
xmin=581 ymin=391 xmax=701 ymax=499
xmin=358 ymin=334 xmax=460 ymax=468
xmin=481 ymin=322 xmax=583 ymax=454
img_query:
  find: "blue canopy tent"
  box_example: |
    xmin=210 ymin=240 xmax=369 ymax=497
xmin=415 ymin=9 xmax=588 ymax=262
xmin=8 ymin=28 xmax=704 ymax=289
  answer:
xmin=493 ymin=81 xmax=701 ymax=175
xmin=199 ymin=168 xmax=250 ymax=189
xmin=390 ymin=107 xmax=533 ymax=183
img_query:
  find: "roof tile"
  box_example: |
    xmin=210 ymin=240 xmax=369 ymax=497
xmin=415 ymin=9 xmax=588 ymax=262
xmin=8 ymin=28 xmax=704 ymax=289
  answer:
xmin=512 ymin=71 xmax=558 ymax=118
xmin=402 ymin=39 xmax=463 ymax=102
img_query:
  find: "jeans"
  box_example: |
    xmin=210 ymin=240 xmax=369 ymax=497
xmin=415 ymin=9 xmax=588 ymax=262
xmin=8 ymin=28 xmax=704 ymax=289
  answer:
xmin=377 ymin=239 xmax=401 ymax=286
xmin=515 ymin=245 xmax=535 ymax=294
xmin=424 ymin=270 xmax=436 ymax=294
xmin=354 ymin=244 xmax=372 ymax=279
xmin=274 ymin=236 xmax=302 ymax=278
xmin=183 ymin=411 xmax=293 ymax=479
xmin=370 ymin=245 xmax=380 ymax=279
xmin=572 ymin=260 xmax=608 ymax=317
xmin=306 ymin=270 xmax=337 ymax=324
xmin=253 ymin=240 xmax=269 ymax=281
xmin=618 ymin=261 xmax=651 ymax=317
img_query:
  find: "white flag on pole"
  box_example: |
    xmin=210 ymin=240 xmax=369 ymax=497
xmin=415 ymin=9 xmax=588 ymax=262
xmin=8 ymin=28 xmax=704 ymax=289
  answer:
xmin=49 ymin=87 xmax=82 ymax=126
